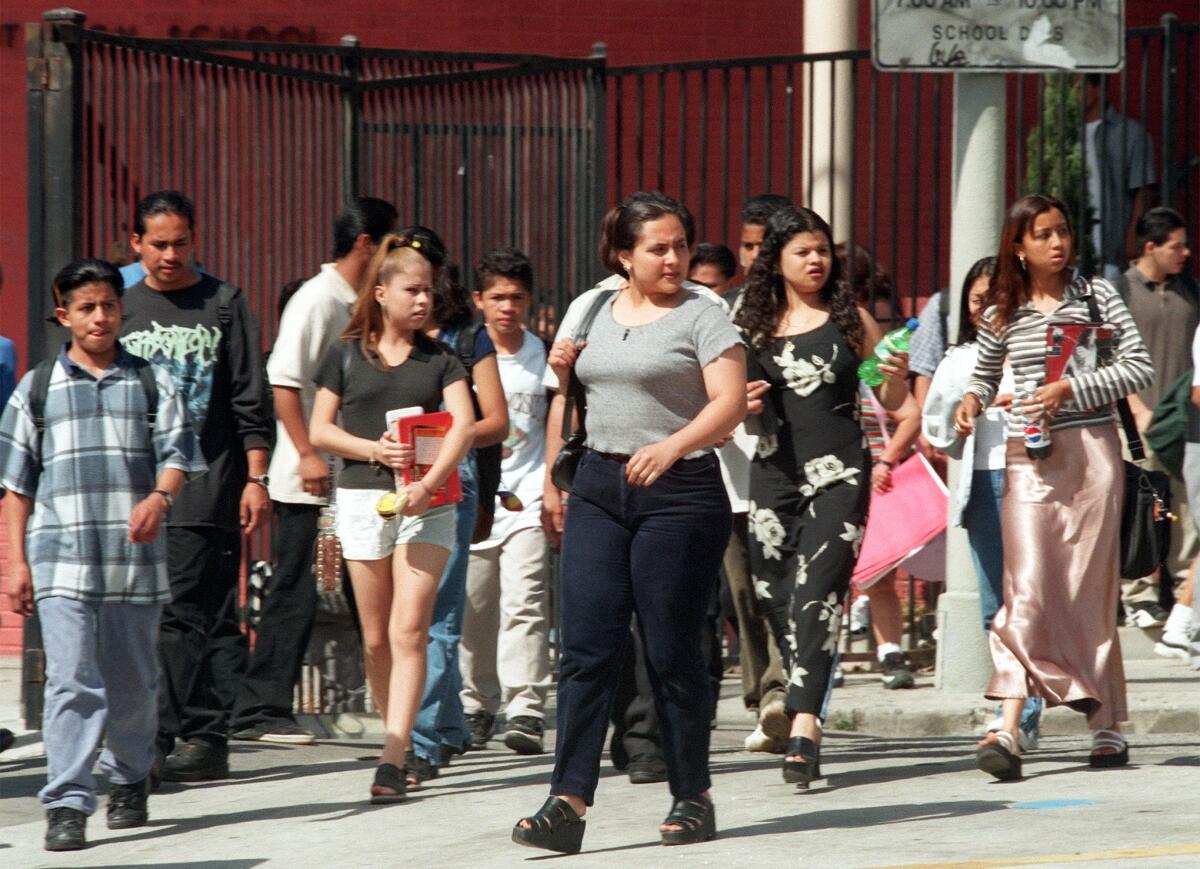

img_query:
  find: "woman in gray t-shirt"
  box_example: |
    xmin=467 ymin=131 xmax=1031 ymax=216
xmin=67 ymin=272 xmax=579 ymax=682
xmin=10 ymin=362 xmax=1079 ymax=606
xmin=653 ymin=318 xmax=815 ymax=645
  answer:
xmin=512 ymin=192 xmax=745 ymax=854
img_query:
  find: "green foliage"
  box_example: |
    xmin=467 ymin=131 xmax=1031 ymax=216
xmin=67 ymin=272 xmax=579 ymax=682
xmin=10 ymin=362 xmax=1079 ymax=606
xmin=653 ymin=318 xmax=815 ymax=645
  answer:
xmin=1021 ymin=74 xmax=1097 ymax=275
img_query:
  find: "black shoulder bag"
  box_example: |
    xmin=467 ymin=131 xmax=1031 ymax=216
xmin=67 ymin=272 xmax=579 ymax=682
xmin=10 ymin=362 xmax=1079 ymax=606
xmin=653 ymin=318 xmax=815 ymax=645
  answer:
xmin=549 ymin=290 xmax=615 ymax=492
xmin=1082 ymin=290 xmax=1172 ymax=580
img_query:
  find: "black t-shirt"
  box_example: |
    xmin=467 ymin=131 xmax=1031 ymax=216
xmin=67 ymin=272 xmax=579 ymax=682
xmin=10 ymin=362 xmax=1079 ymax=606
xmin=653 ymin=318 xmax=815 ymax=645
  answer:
xmin=314 ymin=335 xmax=468 ymax=490
xmin=121 ymin=275 xmax=272 ymax=528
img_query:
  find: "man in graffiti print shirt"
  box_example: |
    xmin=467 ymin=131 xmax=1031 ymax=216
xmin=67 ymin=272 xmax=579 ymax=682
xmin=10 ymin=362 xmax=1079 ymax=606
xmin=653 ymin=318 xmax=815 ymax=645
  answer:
xmin=120 ymin=191 xmax=273 ymax=783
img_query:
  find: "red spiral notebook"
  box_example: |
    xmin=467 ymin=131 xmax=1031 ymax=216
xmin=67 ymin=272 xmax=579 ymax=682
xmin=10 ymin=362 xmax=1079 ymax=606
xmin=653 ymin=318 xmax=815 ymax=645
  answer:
xmin=393 ymin=410 xmax=463 ymax=507
xmin=1044 ymin=323 xmax=1115 ymax=384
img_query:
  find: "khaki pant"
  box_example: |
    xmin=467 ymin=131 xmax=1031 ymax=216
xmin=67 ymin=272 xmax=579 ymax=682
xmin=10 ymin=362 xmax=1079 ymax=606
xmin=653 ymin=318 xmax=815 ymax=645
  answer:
xmin=724 ymin=513 xmax=785 ymax=713
xmin=460 ymin=526 xmax=552 ymax=720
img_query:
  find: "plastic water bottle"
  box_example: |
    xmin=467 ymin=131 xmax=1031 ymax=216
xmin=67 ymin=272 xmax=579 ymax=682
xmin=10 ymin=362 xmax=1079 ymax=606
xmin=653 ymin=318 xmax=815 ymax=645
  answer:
xmin=1021 ymin=378 xmax=1053 ymax=460
xmin=858 ymin=317 xmax=919 ymax=386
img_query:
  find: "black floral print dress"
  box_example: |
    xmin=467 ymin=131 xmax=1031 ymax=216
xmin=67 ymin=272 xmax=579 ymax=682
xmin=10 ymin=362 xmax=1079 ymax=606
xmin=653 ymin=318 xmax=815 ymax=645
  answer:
xmin=748 ymin=320 xmax=870 ymax=716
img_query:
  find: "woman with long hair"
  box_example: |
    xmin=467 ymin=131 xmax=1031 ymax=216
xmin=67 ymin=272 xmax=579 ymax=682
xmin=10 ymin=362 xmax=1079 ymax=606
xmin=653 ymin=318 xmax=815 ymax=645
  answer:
xmin=923 ymin=256 xmax=1044 ymax=749
xmin=309 ymin=236 xmax=476 ymax=802
xmin=734 ymin=205 xmax=908 ymax=788
xmin=512 ymin=191 xmax=746 ymax=853
xmin=389 ymin=226 xmax=509 ymax=784
xmin=953 ymin=194 xmax=1152 ymax=779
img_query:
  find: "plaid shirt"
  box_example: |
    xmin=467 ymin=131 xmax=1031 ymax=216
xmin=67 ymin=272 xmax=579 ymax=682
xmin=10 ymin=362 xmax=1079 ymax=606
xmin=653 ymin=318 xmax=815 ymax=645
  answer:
xmin=0 ymin=345 xmax=206 ymax=604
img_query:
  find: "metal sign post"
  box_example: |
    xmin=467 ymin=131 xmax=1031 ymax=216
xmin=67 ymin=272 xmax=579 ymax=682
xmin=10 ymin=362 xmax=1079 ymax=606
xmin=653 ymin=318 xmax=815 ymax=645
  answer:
xmin=871 ymin=0 xmax=1126 ymax=692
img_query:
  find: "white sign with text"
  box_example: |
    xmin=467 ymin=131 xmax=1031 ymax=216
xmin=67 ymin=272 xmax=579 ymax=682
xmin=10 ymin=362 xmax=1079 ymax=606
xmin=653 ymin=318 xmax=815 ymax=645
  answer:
xmin=873 ymin=0 xmax=1125 ymax=73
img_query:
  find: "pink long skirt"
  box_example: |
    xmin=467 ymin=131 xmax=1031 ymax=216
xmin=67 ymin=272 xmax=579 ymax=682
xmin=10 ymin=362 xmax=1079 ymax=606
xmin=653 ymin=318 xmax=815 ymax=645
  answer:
xmin=986 ymin=424 xmax=1128 ymax=729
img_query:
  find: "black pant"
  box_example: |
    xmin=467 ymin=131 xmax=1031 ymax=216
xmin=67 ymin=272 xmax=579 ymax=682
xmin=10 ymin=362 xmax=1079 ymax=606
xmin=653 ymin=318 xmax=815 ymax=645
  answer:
xmin=230 ymin=503 xmax=320 ymax=730
xmin=551 ymin=451 xmax=731 ymax=805
xmin=609 ymin=623 xmax=661 ymax=769
xmin=158 ymin=526 xmax=246 ymax=751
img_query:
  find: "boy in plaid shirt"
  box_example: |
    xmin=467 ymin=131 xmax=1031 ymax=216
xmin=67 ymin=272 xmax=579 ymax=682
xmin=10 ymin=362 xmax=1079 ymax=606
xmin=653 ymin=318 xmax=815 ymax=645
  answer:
xmin=0 ymin=259 xmax=204 ymax=852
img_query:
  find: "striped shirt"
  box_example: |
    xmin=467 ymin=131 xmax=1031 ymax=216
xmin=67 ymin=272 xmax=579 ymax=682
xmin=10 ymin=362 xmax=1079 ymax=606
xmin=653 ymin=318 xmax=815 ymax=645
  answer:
xmin=0 ymin=346 xmax=206 ymax=605
xmin=967 ymin=275 xmax=1154 ymax=437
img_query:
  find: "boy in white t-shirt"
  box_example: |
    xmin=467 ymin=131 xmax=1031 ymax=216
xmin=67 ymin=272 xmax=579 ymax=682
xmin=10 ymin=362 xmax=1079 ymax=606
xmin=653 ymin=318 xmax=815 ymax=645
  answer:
xmin=460 ymin=248 xmax=553 ymax=754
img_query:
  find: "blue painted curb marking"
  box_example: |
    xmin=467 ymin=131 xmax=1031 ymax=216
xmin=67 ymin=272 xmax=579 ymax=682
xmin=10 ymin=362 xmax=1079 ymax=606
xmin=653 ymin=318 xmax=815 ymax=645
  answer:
xmin=1013 ymin=799 xmax=1096 ymax=810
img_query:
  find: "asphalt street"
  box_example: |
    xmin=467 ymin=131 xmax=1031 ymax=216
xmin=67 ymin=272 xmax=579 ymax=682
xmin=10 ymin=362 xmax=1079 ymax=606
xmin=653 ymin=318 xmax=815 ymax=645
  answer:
xmin=2 ymin=655 xmax=1198 ymax=869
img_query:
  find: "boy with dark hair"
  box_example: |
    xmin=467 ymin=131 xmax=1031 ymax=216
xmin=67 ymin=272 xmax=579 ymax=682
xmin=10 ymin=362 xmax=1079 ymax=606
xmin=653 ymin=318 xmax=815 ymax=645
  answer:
xmin=1 ymin=259 xmax=203 ymax=851
xmin=737 ymin=193 xmax=793 ymax=276
xmin=120 ymin=191 xmax=274 ymax=780
xmin=460 ymin=247 xmax=553 ymax=754
xmin=688 ymin=243 xmax=738 ymax=297
xmin=229 ymin=196 xmax=397 ymax=745
xmin=1119 ymin=206 xmax=1198 ymax=634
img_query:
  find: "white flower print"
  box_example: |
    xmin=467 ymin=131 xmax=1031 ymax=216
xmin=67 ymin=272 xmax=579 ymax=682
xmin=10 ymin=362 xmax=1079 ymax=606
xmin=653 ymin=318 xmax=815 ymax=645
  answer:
xmin=754 ymin=577 xmax=773 ymax=600
xmin=839 ymin=522 xmax=865 ymax=558
xmin=798 ymin=454 xmax=862 ymax=496
xmin=787 ymin=662 xmax=809 ymax=689
xmin=772 ymin=342 xmax=837 ymax=397
xmin=755 ymin=433 xmax=779 ymax=459
xmin=804 ymin=592 xmax=843 ymax=656
xmin=794 ymin=542 xmax=829 ymax=586
xmin=749 ymin=504 xmax=786 ymax=561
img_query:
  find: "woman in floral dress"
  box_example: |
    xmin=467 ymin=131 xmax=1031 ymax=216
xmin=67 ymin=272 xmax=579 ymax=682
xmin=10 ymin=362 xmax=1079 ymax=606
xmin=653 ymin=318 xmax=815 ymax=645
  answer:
xmin=736 ymin=206 xmax=909 ymax=786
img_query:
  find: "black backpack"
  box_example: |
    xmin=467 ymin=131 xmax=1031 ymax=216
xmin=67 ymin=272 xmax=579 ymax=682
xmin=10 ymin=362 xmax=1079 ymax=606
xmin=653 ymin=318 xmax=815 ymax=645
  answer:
xmin=28 ymin=355 xmax=159 ymax=474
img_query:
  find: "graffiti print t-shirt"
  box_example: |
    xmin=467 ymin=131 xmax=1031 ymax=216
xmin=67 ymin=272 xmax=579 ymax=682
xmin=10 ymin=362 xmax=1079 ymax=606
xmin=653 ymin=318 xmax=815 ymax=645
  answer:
xmin=121 ymin=275 xmax=272 ymax=528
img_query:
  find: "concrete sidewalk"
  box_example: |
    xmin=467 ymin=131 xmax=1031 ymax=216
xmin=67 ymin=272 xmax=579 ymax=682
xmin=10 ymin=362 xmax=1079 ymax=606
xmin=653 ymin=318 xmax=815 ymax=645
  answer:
xmin=1 ymin=630 xmax=1197 ymax=867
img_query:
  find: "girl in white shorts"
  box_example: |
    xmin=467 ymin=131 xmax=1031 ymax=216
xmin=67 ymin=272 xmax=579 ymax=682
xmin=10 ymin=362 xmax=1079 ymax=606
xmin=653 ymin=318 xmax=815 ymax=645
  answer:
xmin=310 ymin=235 xmax=475 ymax=803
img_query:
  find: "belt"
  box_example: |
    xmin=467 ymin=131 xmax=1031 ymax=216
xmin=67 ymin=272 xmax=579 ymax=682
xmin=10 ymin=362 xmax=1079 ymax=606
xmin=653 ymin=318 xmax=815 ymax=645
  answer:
xmin=593 ymin=450 xmax=633 ymax=463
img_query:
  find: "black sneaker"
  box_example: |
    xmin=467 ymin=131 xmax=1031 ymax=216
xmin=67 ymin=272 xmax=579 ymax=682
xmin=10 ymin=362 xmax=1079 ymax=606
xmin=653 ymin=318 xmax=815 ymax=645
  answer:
xmin=161 ymin=738 xmax=229 ymax=782
xmin=1127 ymin=601 xmax=1169 ymax=629
xmin=107 ymin=778 xmax=149 ymax=829
xmin=880 ymin=652 xmax=916 ymax=690
xmin=504 ymin=716 xmax=545 ymax=755
xmin=405 ymin=749 xmax=439 ymax=783
xmin=627 ymin=754 xmax=668 ymax=784
xmin=465 ymin=710 xmax=496 ymax=751
xmin=230 ymin=721 xmax=315 ymax=745
xmin=45 ymin=807 xmax=87 ymax=851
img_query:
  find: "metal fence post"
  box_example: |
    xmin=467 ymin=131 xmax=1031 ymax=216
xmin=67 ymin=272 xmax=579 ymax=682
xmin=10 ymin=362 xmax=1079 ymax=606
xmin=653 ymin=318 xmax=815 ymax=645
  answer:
xmin=22 ymin=6 xmax=86 ymax=730
xmin=1160 ymin=14 xmax=1179 ymax=209
xmin=340 ymin=34 xmax=362 ymax=203
xmin=588 ymin=42 xmax=608 ymax=290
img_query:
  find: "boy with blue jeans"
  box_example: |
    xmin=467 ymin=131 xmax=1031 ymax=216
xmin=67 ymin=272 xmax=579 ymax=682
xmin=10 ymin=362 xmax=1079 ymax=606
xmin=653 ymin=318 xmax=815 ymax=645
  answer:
xmin=0 ymin=259 xmax=203 ymax=852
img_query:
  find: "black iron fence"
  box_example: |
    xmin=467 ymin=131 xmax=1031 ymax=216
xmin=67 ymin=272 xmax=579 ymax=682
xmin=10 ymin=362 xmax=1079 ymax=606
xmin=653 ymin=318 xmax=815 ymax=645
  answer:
xmin=21 ymin=10 xmax=1200 ymax=720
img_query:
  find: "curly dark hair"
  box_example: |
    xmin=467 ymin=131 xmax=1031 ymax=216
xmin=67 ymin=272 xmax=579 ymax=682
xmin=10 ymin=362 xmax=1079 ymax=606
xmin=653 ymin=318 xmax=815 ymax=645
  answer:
xmin=734 ymin=205 xmax=863 ymax=355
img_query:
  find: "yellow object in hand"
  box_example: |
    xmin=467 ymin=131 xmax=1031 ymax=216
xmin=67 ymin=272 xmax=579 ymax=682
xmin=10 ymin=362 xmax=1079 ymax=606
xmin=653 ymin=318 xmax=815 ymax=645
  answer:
xmin=375 ymin=490 xmax=408 ymax=519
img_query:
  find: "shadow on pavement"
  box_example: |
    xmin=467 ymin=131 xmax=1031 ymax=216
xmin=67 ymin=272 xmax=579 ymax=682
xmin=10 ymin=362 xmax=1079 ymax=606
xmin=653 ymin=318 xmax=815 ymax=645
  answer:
xmin=718 ymin=799 xmax=1009 ymax=838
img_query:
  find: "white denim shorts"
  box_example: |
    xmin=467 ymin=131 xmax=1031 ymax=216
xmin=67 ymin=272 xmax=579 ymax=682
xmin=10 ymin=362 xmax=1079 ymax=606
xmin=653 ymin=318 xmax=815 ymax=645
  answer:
xmin=334 ymin=489 xmax=457 ymax=560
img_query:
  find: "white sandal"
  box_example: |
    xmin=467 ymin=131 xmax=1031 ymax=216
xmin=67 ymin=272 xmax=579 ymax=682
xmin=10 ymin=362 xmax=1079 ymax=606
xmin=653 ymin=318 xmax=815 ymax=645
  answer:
xmin=1089 ymin=728 xmax=1129 ymax=769
xmin=976 ymin=729 xmax=1022 ymax=781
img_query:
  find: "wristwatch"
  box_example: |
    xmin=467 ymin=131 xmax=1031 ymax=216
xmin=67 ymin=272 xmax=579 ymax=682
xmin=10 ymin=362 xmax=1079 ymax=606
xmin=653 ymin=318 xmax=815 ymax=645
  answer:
xmin=249 ymin=475 xmax=270 ymax=490
xmin=153 ymin=488 xmax=174 ymax=509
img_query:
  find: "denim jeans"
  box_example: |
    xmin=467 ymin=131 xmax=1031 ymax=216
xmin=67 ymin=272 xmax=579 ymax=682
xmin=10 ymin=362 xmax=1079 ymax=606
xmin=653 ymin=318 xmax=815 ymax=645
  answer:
xmin=551 ymin=450 xmax=731 ymax=805
xmin=412 ymin=451 xmax=478 ymax=764
xmin=39 ymin=598 xmax=161 ymax=814
xmin=962 ymin=467 xmax=1043 ymax=736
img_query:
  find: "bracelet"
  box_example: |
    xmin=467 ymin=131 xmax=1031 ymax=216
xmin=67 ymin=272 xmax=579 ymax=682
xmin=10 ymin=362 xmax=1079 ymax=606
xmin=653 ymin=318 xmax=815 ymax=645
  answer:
xmin=153 ymin=488 xmax=174 ymax=509
xmin=369 ymin=443 xmax=380 ymax=470
xmin=874 ymin=458 xmax=895 ymax=469
xmin=417 ymin=479 xmax=434 ymax=497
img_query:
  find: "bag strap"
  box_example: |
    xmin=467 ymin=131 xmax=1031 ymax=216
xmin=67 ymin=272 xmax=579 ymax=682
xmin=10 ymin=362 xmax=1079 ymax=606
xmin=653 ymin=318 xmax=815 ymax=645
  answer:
xmin=561 ymin=290 xmax=616 ymax=441
xmin=130 ymin=356 xmax=159 ymax=435
xmin=28 ymin=359 xmax=56 ymax=473
xmin=1084 ymin=287 xmax=1145 ymax=462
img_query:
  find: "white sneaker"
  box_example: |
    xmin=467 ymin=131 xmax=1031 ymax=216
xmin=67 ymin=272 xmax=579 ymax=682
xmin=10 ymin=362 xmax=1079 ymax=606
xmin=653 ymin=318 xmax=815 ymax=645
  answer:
xmin=1154 ymin=638 xmax=1191 ymax=661
xmin=744 ymin=724 xmax=787 ymax=754
xmin=758 ymin=698 xmax=790 ymax=741
xmin=849 ymin=596 xmax=871 ymax=638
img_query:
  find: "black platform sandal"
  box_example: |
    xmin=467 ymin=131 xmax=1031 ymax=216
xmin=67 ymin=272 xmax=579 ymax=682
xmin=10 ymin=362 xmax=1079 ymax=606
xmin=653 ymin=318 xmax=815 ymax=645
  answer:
xmin=976 ymin=730 xmax=1022 ymax=781
xmin=1089 ymin=729 xmax=1129 ymax=769
xmin=782 ymin=736 xmax=820 ymax=785
xmin=369 ymin=763 xmax=407 ymax=804
xmin=511 ymin=796 xmax=586 ymax=854
xmin=660 ymin=794 xmax=716 ymax=846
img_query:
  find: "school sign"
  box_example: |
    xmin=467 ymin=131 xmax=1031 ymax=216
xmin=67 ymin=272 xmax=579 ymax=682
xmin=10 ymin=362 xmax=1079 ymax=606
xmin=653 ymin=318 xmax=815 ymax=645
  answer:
xmin=872 ymin=0 xmax=1125 ymax=72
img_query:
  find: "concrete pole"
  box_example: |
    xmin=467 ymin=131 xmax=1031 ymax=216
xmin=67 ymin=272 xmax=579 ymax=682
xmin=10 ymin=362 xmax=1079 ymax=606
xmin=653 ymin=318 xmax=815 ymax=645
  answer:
xmin=936 ymin=73 xmax=1007 ymax=693
xmin=802 ymin=0 xmax=855 ymax=240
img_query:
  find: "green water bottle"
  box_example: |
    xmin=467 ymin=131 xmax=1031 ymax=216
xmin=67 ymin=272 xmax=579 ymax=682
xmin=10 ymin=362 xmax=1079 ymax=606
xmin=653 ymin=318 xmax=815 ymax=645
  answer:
xmin=858 ymin=317 xmax=918 ymax=386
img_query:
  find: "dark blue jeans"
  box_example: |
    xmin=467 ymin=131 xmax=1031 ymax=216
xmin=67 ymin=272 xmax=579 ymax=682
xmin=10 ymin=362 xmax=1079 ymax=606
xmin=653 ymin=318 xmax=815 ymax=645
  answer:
xmin=551 ymin=450 xmax=731 ymax=805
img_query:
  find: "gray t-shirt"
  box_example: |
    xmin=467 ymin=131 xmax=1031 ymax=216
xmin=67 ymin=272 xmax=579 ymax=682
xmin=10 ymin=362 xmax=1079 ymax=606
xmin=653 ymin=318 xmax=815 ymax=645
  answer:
xmin=546 ymin=288 xmax=742 ymax=458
